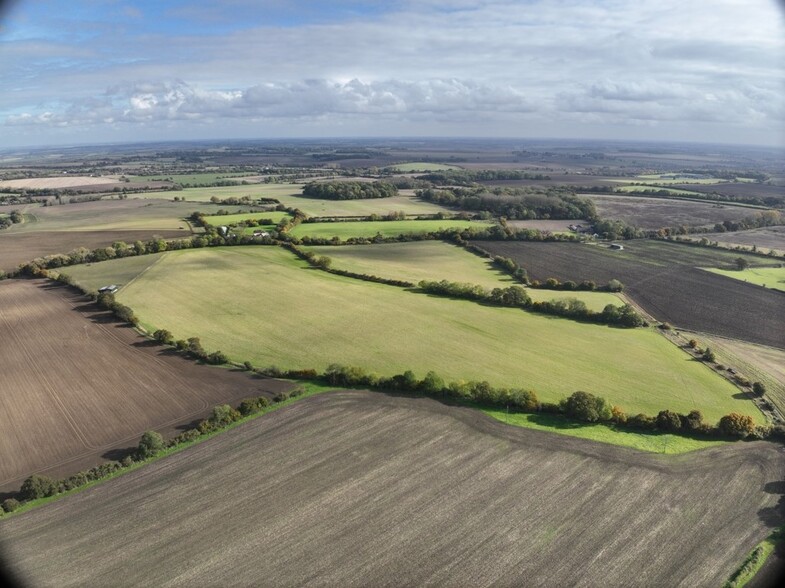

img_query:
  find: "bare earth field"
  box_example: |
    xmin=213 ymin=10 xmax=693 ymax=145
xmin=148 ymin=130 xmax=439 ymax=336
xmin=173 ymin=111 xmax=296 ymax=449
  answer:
xmin=691 ymin=226 xmax=785 ymax=254
xmin=1 ymin=391 xmax=782 ymax=587
xmin=581 ymin=193 xmax=759 ymax=229
xmin=0 ymin=229 xmax=185 ymax=272
xmin=505 ymin=218 xmax=587 ymax=232
xmin=476 ymin=240 xmax=785 ymax=348
xmin=0 ymin=176 xmax=122 ymax=190
xmin=0 ymin=279 xmax=291 ymax=492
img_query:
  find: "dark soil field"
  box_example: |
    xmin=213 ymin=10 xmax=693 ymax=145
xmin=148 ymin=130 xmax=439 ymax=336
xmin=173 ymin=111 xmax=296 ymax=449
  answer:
xmin=581 ymin=193 xmax=759 ymax=229
xmin=477 ymin=240 xmax=785 ymax=348
xmin=0 ymin=279 xmax=292 ymax=493
xmin=1 ymin=391 xmax=782 ymax=587
xmin=0 ymin=229 xmax=185 ymax=271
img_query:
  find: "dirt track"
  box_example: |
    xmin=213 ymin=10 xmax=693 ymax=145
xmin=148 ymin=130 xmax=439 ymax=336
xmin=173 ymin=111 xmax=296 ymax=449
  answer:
xmin=1 ymin=391 xmax=782 ymax=587
xmin=0 ymin=280 xmax=292 ymax=492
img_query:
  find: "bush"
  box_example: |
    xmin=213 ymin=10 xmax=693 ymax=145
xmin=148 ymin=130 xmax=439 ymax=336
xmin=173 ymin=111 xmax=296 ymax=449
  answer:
xmin=20 ymin=474 xmax=57 ymax=500
xmin=239 ymin=396 xmax=269 ymax=416
xmin=153 ymin=329 xmax=174 ymax=345
xmin=628 ymin=413 xmax=656 ymax=430
xmin=137 ymin=430 xmax=165 ymax=459
xmin=560 ymin=391 xmax=613 ymax=422
xmin=209 ymin=404 xmax=242 ymax=426
xmin=702 ymin=347 xmax=716 ymax=362
xmin=206 ymin=350 xmax=229 ymax=365
xmin=656 ymin=410 xmax=683 ymax=432
xmin=718 ymin=413 xmax=755 ymax=437
xmin=2 ymin=498 xmax=21 ymax=513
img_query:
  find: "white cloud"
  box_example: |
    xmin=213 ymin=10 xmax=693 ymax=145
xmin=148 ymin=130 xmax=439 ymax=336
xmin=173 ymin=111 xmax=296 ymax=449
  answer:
xmin=0 ymin=0 xmax=783 ymax=145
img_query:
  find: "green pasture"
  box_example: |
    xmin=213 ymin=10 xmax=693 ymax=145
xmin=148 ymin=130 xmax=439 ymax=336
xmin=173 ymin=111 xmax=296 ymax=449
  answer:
xmin=202 ymin=211 xmax=291 ymax=226
xmin=291 ymin=219 xmax=491 ymax=240
xmin=481 ymin=408 xmax=725 ymax=454
xmin=304 ymin=240 xmax=623 ymax=311
xmin=107 ymin=246 xmax=760 ymax=423
xmin=129 ymin=173 xmax=256 ymax=185
xmin=61 ymin=253 xmax=166 ymax=293
xmin=633 ymin=174 xmax=728 ymax=185
xmin=386 ymin=162 xmax=462 ymax=172
xmin=705 ymin=266 xmax=785 ymax=292
xmin=616 ymin=185 xmax=704 ymax=196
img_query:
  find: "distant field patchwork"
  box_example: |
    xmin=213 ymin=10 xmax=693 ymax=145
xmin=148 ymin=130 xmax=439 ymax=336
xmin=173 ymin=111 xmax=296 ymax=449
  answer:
xmin=304 ymin=241 xmax=623 ymax=311
xmin=291 ymin=219 xmax=491 ymax=239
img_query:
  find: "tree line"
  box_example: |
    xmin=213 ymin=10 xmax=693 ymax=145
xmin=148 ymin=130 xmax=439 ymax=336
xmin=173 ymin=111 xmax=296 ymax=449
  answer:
xmin=416 ymin=186 xmax=596 ymax=220
xmin=414 ymin=169 xmax=551 ymax=185
xmin=302 ymin=181 xmax=398 ymax=200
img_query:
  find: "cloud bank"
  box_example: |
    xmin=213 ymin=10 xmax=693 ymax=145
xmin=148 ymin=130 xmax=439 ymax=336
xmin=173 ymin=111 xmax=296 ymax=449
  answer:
xmin=0 ymin=0 xmax=782 ymax=146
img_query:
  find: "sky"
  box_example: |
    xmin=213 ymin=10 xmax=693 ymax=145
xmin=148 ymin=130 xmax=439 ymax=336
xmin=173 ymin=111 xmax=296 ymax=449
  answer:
xmin=0 ymin=0 xmax=783 ymax=148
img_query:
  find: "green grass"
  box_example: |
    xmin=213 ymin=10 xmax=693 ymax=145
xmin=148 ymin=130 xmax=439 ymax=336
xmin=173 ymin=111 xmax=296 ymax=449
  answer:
xmin=304 ymin=240 xmax=623 ymax=311
xmin=105 ymin=246 xmax=761 ymax=423
xmin=723 ymin=533 xmax=782 ymax=588
xmin=633 ymin=174 xmax=728 ymax=185
xmin=202 ymin=211 xmax=291 ymax=226
xmin=704 ymin=266 xmax=785 ymax=292
xmin=129 ymin=173 xmax=257 ymax=185
xmin=291 ymin=219 xmax=492 ymax=239
xmin=481 ymin=408 xmax=725 ymax=454
xmin=386 ymin=162 xmax=462 ymax=172
xmin=61 ymin=253 xmax=166 ymax=293
xmin=616 ymin=185 xmax=705 ymax=196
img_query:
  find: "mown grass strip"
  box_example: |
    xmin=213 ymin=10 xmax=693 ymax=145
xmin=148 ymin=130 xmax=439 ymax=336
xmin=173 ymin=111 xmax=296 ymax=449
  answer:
xmin=480 ymin=406 xmax=726 ymax=454
xmin=723 ymin=529 xmax=783 ymax=588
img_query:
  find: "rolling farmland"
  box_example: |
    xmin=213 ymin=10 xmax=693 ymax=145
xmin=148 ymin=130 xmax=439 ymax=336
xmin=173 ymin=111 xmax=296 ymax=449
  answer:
xmin=291 ymin=219 xmax=492 ymax=239
xmin=1 ymin=392 xmax=781 ymax=587
xmin=303 ymin=240 xmax=623 ymax=310
xmin=0 ymin=279 xmax=291 ymax=492
xmin=97 ymin=245 xmax=761 ymax=422
xmin=477 ymin=240 xmax=785 ymax=348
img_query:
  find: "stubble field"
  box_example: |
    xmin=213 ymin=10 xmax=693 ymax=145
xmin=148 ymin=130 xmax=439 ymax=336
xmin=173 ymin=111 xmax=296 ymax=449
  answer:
xmin=1 ymin=391 xmax=781 ymax=587
xmin=0 ymin=279 xmax=291 ymax=492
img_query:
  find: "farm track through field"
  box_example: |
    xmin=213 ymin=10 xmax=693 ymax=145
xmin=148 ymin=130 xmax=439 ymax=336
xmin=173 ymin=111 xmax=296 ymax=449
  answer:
xmin=477 ymin=240 xmax=785 ymax=349
xmin=1 ymin=391 xmax=783 ymax=587
xmin=0 ymin=279 xmax=293 ymax=492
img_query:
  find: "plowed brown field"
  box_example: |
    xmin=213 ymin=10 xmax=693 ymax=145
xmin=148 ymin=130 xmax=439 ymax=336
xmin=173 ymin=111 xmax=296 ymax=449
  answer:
xmin=0 ymin=279 xmax=291 ymax=492
xmin=477 ymin=240 xmax=785 ymax=349
xmin=1 ymin=391 xmax=782 ymax=587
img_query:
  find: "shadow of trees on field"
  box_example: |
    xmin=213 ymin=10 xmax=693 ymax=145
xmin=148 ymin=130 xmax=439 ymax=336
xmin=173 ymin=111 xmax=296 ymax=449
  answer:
xmin=758 ymin=480 xmax=785 ymax=529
